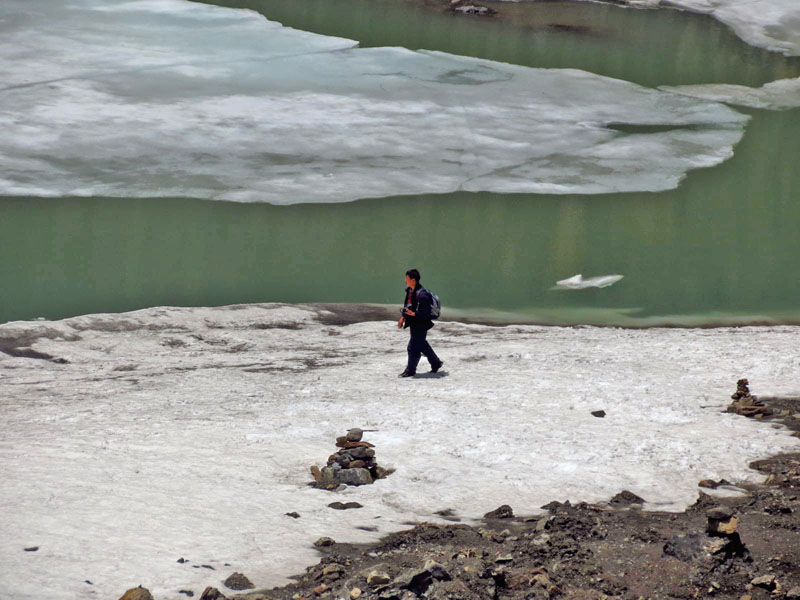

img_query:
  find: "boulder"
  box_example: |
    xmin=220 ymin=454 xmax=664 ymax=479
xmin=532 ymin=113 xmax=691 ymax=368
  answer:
xmin=338 ymin=468 xmax=373 ymax=486
xmin=367 ymin=569 xmax=392 ymax=587
xmin=118 ymin=587 xmax=154 ymax=600
xmin=314 ymin=537 xmax=335 ymax=547
xmin=223 ymin=572 xmax=254 ymax=591
xmin=610 ymin=490 xmax=645 ymax=506
xmin=751 ymin=575 xmax=777 ymax=591
xmin=484 ymin=505 xmax=514 ymax=519
xmin=199 ymin=588 xmax=226 ymax=600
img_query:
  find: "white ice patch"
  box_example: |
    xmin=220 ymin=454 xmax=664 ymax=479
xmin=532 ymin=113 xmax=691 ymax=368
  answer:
xmin=0 ymin=0 xmax=748 ymax=204
xmin=661 ymin=77 xmax=800 ymax=111
xmin=1 ymin=304 xmax=799 ymax=600
xmin=553 ymin=273 xmax=624 ymax=290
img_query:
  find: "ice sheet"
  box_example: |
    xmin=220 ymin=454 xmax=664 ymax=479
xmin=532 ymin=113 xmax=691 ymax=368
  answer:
xmin=1 ymin=304 xmax=799 ymax=599
xmin=0 ymin=0 xmax=748 ymax=204
xmin=661 ymin=77 xmax=800 ymax=111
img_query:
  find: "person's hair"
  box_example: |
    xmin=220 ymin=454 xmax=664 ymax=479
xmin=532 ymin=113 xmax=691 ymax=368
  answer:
xmin=406 ymin=269 xmax=421 ymax=282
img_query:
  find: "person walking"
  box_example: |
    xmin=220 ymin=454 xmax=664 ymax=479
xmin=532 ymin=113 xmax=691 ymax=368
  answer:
xmin=397 ymin=269 xmax=443 ymax=378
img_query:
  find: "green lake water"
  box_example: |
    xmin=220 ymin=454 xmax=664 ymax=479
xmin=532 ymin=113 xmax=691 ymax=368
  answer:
xmin=1 ymin=0 xmax=799 ymax=326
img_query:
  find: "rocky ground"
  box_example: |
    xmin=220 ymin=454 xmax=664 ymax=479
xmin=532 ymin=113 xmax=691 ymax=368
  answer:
xmin=132 ymin=400 xmax=800 ymax=600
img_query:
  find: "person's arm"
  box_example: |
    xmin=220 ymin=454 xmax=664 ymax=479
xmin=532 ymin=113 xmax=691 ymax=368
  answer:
xmin=415 ymin=291 xmax=432 ymax=320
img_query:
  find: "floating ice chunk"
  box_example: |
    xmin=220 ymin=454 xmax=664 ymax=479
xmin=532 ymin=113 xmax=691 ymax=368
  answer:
xmin=661 ymin=77 xmax=800 ymax=111
xmin=553 ymin=274 xmax=624 ymax=290
xmin=600 ymin=0 xmax=800 ymax=56
xmin=0 ymin=0 xmax=748 ymax=204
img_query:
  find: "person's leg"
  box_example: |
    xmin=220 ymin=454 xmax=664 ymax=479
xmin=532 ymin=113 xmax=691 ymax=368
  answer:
xmin=405 ymin=327 xmax=426 ymax=375
xmin=420 ymin=338 xmax=441 ymax=369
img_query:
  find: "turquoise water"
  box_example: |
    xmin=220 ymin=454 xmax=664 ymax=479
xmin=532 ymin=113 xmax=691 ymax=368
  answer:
xmin=1 ymin=0 xmax=799 ymax=325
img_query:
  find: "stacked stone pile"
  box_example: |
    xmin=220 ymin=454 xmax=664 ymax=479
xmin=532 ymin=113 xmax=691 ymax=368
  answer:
xmin=311 ymin=428 xmax=390 ymax=489
xmin=726 ymin=378 xmax=773 ymax=418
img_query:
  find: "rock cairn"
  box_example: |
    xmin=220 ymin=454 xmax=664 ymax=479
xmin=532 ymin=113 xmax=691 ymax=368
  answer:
xmin=311 ymin=428 xmax=389 ymax=489
xmin=726 ymin=378 xmax=773 ymax=418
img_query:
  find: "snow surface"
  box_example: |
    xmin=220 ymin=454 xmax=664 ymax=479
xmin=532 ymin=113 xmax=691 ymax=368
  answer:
xmin=0 ymin=0 xmax=749 ymax=204
xmin=1 ymin=304 xmax=799 ymax=599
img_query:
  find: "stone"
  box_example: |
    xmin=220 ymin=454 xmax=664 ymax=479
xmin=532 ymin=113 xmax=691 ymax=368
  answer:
xmin=706 ymin=506 xmax=734 ymax=520
xmin=119 ymin=587 xmax=155 ymax=600
xmin=328 ymin=501 xmax=363 ymax=510
xmin=343 ymin=441 xmax=375 ymax=449
xmin=699 ymin=479 xmax=719 ymax=489
xmin=349 ymin=460 xmax=366 ymax=469
xmin=591 ymin=410 xmax=606 ymax=418
xmin=751 ymin=575 xmax=777 ymax=590
xmin=178 ymin=591 xmax=194 ymax=597
xmin=348 ymin=447 xmax=370 ymax=459
xmin=313 ymin=584 xmax=327 ymax=595
xmin=350 ymin=588 xmax=362 ymax=599
xmin=427 ymin=580 xmax=471 ymax=600
xmin=484 ymin=504 xmax=514 ymax=519
xmin=347 ymin=428 xmax=363 ymax=442
xmin=424 ymin=560 xmax=451 ymax=581
xmin=285 ymin=511 xmax=301 ymax=519
xmin=24 ymin=546 xmax=39 ymax=552
xmin=320 ymin=467 xmax=338 ymax=484
xmin=310 ymin=465 xmax=323 ymax=482
xmin=223 ymin=572 xmax=254 ymax=591
xmin=785 ymin=587 xmax=800 ymax=599
xmin=453 ymin=4 xmax=491 ymax=15
xmin=367 ymin=570 xmax=392 ymax=587
xmin=314 ymin=537 xmax=335 ymax=547
xmin=707 ymin=516 xmax=738 ymax=536
xmin=322 ymin=564 xmax=345 ymax=581
xmin=338 ymin=468 xmax=373 ymax=486
xmin=610 ymin=490 xmax=645 ymax=505
xmin=199 ymin=588 xmax=226 ymax=600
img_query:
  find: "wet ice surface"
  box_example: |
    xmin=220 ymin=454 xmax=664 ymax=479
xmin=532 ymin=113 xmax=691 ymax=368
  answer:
xmin=0 ymin=0 xmax=749 ymax=203
xmin=1 ymin=304 xmax=799 ymax=599
xmin=661 ymin=77 xmax=800 ymax=111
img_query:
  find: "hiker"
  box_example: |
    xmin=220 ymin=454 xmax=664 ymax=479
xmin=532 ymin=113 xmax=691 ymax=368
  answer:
xmin=397 ymin=269 xmax=443 ymax=378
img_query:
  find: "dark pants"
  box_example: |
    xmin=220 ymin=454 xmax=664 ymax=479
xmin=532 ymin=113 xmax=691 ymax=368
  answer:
xmin=406 ymin=326 xmax=440 ymax=374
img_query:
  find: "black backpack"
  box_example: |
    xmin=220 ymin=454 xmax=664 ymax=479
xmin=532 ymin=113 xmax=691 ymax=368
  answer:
xmin=426 ymin=290 xmax=441 ymax=320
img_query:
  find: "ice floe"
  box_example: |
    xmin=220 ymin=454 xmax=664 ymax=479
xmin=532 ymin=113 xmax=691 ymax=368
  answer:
xmin=0 ymin=0 xmax=748 ymax=204
xmin=612 ymin=0 xmax=800 ymax=57
xmin=553 ymin=273 xmax=624 ymax=290
xmin=661 ymin=77 xmax=800 ymax=111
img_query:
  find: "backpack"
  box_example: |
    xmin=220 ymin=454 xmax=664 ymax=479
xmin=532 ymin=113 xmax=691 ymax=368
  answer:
xmin=427 ymin=290 xmax=441 ymax=320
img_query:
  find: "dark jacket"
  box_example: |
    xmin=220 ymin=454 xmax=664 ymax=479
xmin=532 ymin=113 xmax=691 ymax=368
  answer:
xmin=402 ymin=285 xmax=434 ymax=330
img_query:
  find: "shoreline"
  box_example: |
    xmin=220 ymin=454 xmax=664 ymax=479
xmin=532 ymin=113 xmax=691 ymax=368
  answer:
xmin=7 ymin=302 xmax=800 ymax=331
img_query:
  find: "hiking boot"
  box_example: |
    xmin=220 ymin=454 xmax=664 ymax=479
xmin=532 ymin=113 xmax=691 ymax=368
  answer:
xmin=430 ymin=360 xmax=443 ymax=373
xmin=398 ymin=370 xmax=415 ymax=378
